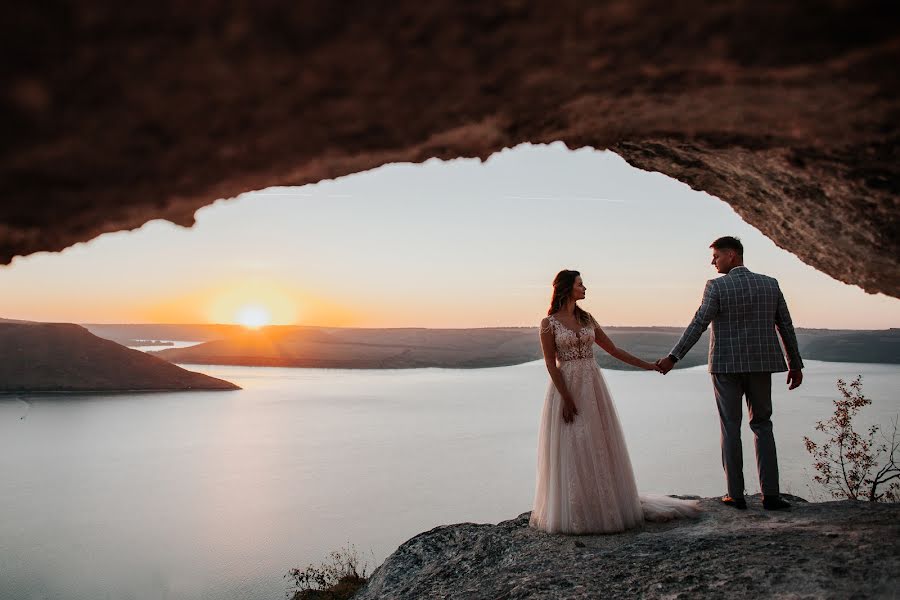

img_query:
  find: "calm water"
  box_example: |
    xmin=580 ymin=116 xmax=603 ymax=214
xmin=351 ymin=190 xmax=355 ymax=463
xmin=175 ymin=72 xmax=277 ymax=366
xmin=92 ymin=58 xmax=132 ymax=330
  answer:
xmin=127 ymin=340 xmax=205 ymax=352
xmin=1 ymin=360 xmax=897 ymax=600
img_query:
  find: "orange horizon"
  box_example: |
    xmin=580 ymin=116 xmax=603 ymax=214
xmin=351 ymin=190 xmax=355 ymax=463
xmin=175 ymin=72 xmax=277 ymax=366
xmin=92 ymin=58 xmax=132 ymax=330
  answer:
xmin=52 ymin=318 xmax=895 ymax=332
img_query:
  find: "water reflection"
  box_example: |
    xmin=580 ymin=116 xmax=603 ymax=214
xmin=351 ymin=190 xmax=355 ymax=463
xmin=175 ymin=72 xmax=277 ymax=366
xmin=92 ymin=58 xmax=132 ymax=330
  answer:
xmin=0 ymin=360 xmax=897 ymax=599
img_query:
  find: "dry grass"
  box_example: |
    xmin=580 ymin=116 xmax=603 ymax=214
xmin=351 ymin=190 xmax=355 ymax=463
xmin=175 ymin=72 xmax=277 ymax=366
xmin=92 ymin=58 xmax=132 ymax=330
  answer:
xmin=286 ymin=544 xmax=372 ymax=600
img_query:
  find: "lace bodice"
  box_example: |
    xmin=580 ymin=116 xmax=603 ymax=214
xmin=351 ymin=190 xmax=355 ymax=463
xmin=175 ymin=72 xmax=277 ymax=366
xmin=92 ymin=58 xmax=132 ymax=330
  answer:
xmin=543 ymin=314 xmax=596 ymax=362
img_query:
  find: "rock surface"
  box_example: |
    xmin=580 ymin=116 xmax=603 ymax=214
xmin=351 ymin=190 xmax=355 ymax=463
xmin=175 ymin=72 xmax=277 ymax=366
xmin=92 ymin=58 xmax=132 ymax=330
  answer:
xmin=0 ymin=320 xmax=239 ymax=392
xmin=2 ymin=3 xmax=898 ymax=296
xmin=354 ymin=495 xmax=900 ymax=599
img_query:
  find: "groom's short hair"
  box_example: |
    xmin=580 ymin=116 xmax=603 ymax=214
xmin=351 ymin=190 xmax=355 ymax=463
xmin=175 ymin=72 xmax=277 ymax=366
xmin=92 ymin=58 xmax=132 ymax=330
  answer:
xmin=710 ymin=236 xmax=744 ymax=255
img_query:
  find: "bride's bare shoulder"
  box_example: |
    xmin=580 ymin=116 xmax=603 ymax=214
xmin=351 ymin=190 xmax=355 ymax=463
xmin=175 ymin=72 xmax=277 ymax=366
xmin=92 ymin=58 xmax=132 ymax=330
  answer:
xmin=540 ymin=316 xmax=553 ymax=334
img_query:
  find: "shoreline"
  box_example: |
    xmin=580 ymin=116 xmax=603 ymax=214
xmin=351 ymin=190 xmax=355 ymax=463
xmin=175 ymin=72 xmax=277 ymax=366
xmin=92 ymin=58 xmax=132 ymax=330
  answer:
xmin=0 ymin=387 xmax=241 ymax=395
xmin=155 ymin=355 xmax=900 ymax=371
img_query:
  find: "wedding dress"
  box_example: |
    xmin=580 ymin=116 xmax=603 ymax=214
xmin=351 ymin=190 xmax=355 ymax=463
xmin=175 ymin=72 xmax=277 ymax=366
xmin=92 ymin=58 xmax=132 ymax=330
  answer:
xmin=529 ymin=313 xmax=701 ymax=534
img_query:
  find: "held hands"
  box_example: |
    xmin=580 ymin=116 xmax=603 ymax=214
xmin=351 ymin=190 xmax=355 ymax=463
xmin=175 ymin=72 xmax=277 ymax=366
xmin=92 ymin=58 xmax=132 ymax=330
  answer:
xmin=648 ymin=361 xmax=665 ymax=373
xmin=655 ymin=356 xmax=676 ymax=375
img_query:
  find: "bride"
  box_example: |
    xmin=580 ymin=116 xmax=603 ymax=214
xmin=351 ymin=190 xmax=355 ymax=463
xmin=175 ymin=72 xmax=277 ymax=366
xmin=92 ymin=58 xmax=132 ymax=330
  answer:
xmin=529 ymin=269 xmax=701 ymax=534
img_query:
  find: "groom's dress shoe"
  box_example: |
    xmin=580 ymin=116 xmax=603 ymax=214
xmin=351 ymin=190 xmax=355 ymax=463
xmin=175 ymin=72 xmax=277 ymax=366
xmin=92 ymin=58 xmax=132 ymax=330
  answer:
xmin=721 ymin=495 xmax=747 ymax=510
xmin=763 ymin=495 xmax=792 ymax=511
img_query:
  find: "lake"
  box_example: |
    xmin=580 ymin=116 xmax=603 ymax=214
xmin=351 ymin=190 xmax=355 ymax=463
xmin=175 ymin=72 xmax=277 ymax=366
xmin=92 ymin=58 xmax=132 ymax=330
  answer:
xmin=1 ymin=360 xmax=897 ymax=600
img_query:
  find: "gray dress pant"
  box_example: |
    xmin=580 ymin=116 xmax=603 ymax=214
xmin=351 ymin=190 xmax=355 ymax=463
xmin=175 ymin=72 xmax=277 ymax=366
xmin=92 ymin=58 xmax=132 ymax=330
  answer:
xmin=712 ymin=372 xmax=779 ymax=498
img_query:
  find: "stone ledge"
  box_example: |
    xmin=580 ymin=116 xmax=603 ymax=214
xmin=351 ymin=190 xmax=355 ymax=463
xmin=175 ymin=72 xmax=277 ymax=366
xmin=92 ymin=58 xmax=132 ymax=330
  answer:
xmin=355 ymin=495 xmax=900 ymax=599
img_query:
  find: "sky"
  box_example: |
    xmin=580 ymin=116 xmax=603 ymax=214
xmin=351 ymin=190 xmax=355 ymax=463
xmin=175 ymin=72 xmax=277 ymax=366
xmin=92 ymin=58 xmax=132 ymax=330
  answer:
xmin=1 ymin=143 xmax=898 ymax=330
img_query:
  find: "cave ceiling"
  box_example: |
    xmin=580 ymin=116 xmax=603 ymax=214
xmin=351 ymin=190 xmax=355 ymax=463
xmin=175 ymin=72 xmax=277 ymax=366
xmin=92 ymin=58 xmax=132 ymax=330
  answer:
xmin=2 ymin=2 xmax=898 ymax=295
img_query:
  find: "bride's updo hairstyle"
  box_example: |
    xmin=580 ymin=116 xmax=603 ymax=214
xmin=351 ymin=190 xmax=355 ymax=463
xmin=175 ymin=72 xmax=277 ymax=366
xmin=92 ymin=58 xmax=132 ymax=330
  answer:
xmin=548 ymin=269 xmax=594 ymax=326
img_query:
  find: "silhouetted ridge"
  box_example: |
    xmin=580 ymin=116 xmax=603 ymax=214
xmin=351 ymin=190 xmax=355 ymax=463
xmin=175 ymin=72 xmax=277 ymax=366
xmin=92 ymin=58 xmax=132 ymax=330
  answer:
xmin=0 ymin=321 xmax=239 ymax=392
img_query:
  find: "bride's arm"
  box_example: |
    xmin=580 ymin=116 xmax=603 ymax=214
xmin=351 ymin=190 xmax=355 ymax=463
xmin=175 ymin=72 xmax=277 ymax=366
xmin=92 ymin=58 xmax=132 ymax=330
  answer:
xmin=592 ymin=321 xmax=657 ymax=371
xmin=539 ymin=318 xmax=575 ymax=405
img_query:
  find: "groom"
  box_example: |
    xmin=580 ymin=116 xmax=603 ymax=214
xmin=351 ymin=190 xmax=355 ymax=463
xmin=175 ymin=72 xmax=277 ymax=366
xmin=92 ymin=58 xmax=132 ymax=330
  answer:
xmin=656 ymin=236 xmax=803 ymax=511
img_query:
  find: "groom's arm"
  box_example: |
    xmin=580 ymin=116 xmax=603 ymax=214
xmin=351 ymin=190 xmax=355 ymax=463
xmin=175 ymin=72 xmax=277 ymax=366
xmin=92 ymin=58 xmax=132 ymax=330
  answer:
xmin=774 ymin=284 xmax=804 ymax=371
xmin=669 ymin=279 xmax=720 ymax=361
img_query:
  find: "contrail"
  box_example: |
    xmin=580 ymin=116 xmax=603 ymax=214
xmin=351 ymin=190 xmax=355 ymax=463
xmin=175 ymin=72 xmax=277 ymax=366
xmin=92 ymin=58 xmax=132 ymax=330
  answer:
xmin=244 ymin=191 xmax=627 ymax=202
xmin=502 ymin=195 xmax=626 ymax=203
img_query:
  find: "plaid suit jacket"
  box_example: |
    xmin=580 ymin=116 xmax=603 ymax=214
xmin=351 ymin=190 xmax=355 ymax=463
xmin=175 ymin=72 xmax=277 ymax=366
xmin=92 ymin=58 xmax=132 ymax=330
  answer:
xmin=670 ymin=266 xmax=804 ymax=373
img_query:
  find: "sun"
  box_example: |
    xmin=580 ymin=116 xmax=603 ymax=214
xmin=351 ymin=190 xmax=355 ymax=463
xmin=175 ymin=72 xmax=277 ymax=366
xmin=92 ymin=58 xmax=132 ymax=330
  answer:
xmin=236 ymin=304 xmax=272 ymax=329
xmin=201 ymin=280 xmax=318 ymax=327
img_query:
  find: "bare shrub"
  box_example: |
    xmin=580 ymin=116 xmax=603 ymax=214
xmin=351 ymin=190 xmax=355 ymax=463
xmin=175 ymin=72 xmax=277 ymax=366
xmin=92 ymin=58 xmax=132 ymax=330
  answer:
xmin=804 ymin=376 xmax=900 ymax=502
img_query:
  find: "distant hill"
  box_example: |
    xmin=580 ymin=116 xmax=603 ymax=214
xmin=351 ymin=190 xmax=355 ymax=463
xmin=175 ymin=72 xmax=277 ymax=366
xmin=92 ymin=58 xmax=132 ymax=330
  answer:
xmin=152 ymin=326 xmax=543 ymax=369
xmin=0 ymin=320 xmax=239 ymax=392
xmin=135 ymin=324 xmax=899 ymax=371
xmin=798 ymin=329 xmax=900 ymax=364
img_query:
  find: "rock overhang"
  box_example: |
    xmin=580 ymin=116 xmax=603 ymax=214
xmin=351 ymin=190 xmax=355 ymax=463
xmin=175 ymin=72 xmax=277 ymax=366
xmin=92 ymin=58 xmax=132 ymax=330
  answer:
xmin=2 ymin=2 xmax=898 ymax=295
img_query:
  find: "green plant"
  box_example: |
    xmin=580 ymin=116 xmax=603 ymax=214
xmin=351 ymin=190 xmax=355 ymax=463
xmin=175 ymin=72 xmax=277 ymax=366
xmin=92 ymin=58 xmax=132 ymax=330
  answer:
xmin=804 ymin=376 xmax=900 ymax=502
xmin=285 ymin=543 xmax=371 ymax=600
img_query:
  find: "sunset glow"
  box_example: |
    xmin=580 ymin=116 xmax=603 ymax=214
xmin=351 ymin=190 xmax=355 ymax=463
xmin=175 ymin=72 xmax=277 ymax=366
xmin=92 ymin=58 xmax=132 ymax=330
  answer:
xmin=236 ymin=305 xmax=271 ymax=329
xmin=205 ymin=281 xmax=299 ymax=327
